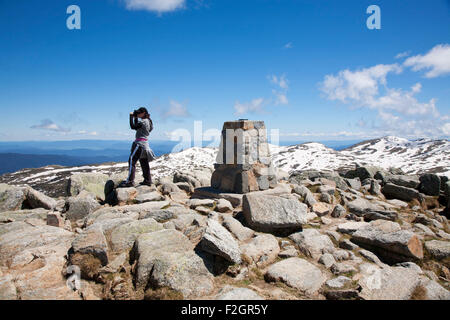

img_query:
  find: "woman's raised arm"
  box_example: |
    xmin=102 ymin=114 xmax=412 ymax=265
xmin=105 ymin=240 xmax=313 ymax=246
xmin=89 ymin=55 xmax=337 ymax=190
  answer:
xmin=129 ymin=113 xmax=142 ymax=130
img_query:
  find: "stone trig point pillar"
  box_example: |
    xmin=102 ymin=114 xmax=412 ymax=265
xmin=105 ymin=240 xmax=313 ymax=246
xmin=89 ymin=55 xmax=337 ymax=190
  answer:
xmin=211 ymin=120 xmax=277 ymax=194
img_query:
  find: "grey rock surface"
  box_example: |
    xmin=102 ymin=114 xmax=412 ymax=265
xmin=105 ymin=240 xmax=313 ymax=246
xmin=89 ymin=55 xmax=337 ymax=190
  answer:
xmin=243 ymin=193 xmax=307 ymax=234
xmin=289 ymin=229 xmax=335 ymax=260
xmin=265 ymin=257 xmax=326 ymax=295
xmin=200 ymin=219 xmax=242 ymax=264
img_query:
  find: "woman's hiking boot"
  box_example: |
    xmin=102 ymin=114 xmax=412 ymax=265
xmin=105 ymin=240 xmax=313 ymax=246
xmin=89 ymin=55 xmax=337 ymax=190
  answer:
xmin=139 ymin=180 xmax=152 ymax=186
xmin=118 ymin=181 xmax=135 ymax=188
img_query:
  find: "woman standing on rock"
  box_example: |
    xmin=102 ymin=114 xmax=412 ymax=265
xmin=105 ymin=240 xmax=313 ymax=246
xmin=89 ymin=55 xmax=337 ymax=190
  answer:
xmin=119 ymin=107 xmax=155 ymax=188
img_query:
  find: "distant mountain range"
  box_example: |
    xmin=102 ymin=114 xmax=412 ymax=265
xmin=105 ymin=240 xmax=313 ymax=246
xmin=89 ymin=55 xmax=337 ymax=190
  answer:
xmin=0 ymin=153 xmax=124 ymax=175
xmin=1 ymin=136 xmax=448 ymax=197
xmin=0 ymin=139 xmax=360 ymax=175
xmin=271 ymin=136 xmax=450 ymax=177
xmin=0 ymin=140 xmax=178 ymax=174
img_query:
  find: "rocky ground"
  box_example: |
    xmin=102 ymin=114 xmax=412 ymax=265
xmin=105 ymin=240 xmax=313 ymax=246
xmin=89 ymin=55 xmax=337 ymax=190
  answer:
xmin=0 ymin=164 xmax=449 ymax=300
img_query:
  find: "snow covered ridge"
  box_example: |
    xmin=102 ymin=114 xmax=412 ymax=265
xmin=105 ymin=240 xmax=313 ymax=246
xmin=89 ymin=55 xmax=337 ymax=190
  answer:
xmin=341 ymin=136 xmax=450 ymax=177
xmin=155 ymin=136 xmax=450 ymax=177
xmin=270 ymin=136 xmax=450 ymax=177
xmin=0 ymin=136 xmax=449 ymax=197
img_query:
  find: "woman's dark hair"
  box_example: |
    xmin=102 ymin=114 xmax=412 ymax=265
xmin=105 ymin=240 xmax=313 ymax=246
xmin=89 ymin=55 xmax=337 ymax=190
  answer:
xmin=136 ymin=107 xmax=150 ymax=119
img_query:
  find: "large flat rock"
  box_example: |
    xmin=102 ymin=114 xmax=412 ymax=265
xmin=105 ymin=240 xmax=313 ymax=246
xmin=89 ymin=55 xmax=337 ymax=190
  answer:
xmin=71 ymin=225 xmax=109 ymax=266
xmin=68 ymin=172 xmax=109 ymax=201
xmin=385 ymin=175 xmax=420 ymax=189
xmin=289 ymin=229 xmax=335 ymax=260
xmin=132 ymin=229 xmax=214 ymax=299
xmin=0 ymin=208 xmax=48 ymax=224
xmin=0 ymin=184 xmax=27 ymax=212
xmin=351 ymin=228 xmax=423 ymax=263
xmin=240 ymin=234 xmax=280 ymax=267
xmin=357 ymin=262 xmax=424 ymax=300
xmin=216 ymin=285 xmax=264 ymax=300
xmin=110 ymin=218 xmax=164 ymax=252
xmin=347 ymin=197 xmax=398 ymax=221
xmin=424 ymin=240 xmax=450 ymax=260
xmin=25 ymin=186 xmax=57 ymax=210
xmin=243 ymin=193 xmax=307 ymax=234
xmin=0 ymin=184 xmax=57 ymax=212
xmin=0 ymin=223 xmax=79 ymax=300
xmin=382 ymin=183 xmax=423 ymax=202
xmin=222 ymin=215 xmax=254 ymax=241
xmin=200 ymin=219 xmax=242 ymax=264
xmin=192 ymin=187 xmax=243 ymax=208
xmin=337 ymin=221 xmax=370 ymax=235
xmin=265 ymin=257 xmax=326 ymax=295
xmin=66 ymin=192 xmax=101 ymax=221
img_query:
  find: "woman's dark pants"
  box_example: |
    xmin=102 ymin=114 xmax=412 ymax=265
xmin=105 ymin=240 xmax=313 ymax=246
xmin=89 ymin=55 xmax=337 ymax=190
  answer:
xmin=126 ymin=143 xmax=151 ymax=184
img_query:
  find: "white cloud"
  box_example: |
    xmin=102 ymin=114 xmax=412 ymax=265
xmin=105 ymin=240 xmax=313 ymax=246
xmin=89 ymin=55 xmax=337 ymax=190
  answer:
xmin=124 ymin=0 xmax=186 ymax=13
xmin=30 ymin=119 xmax=70 ymax=133
xmin=273 ymin=91 xmax=288 ymax=105
xmin=322 ymin=64 xmax=402 ymax=104
xmin=395 ymin=51 xmax=410 ymax=59
xmin=270 ymin=74 xmax=289 ymax=90
xmin=442 ymin=123 xmax=450 ymax=135
xmin=370 ymin=85 xmax=438 ymax=117
xmin=279 ymin=132 xmax=301 ymax=137
xmin=380 ymin=118 xmax=449 ymax=138
xmin=269 ymin=74 xmax=289 ymax=105
xmin=162 ymin=100 xmax=191 ymax=119
xmin=320 ymin=62 xmax=448 ymax=138
xmin=404 ymin=44 xmax=450 ymax=78
xmin=284 ymin=42 xmax=293 ymax=49
xmin=163 ymin=131 xmax=174 ymax=139
xmin=233 ymin=74 xmax=290 ymax=115
xmin=77 ymin=130 xmax=98 ymax=136
xmin=113 ymin=131 xmax=132 ymax=137
xmin=321 ymin=64 xmax=438 ymax=117
xmin=234 ymin=98 xmax=265 ymax=116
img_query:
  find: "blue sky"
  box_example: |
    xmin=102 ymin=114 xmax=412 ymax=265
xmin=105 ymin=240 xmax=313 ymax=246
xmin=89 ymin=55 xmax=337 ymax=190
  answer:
xmin=0 ymin=0 xmax=449 ymax=142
